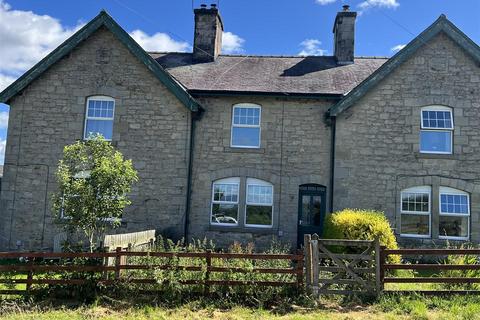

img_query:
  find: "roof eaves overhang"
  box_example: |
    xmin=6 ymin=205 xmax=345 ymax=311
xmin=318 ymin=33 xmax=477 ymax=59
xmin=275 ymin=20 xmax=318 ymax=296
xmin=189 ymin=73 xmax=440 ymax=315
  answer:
xmin=189 ymin=89 xmax=343 ymax=100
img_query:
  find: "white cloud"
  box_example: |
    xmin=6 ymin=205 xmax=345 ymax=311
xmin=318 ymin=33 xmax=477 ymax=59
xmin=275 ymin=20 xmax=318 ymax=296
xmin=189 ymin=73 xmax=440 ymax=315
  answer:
xmin=0 ymin=112 xmax=8 ymax=129
xmin=0 ymin=1 xmax=83 ymax=75
xmin=315 ymin=0 xmax=337 ymax=5
xmin=129 ymin=30 xmax=189 ymax=52
xmin=0 ymin=74 xmax=15 ymax=92
xmin=222 ymin=31 xmax=245 ymax=54
xmin=0 ymin=0 xmax=195 ymax=93
xmin=358 ymin=0 xmax=400 ymax=10
xmin=298 ymin=39 xmax=327 ymax=56
xmin=391 ymin=44 xmax=406 ymax=52
xmin=0 ymin=0 xmax=84 ymax=96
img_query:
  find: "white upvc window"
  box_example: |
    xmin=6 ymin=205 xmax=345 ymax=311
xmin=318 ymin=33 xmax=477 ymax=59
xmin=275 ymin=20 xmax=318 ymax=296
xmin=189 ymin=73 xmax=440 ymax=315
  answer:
xmin=400 ymin=186 xmax=431 ymax=238
xmin=420 ymin=106 xmax=453 ymax=154
xmin=84 ymin=96 xmax=115 ymax=141
xmin=210 ymin=177 xmax=240 ymax=225
xmin=245 ymin=178 xmax=273 ymax=228
xmin=231 ymin=104 xmax=261 ymax=148
xmin=439 ymin=187 xmax=470 ymax=240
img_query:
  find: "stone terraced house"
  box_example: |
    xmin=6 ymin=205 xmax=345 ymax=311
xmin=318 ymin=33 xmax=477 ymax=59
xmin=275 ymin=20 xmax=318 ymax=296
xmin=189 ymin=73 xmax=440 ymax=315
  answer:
xmin=0 ymin=4 xmax=479 ymax=250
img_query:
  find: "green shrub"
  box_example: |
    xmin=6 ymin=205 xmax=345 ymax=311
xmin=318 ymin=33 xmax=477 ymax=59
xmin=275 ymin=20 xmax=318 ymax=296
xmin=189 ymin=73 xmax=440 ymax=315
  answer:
xmin=323 ymin=209 xmax=400 ymax=263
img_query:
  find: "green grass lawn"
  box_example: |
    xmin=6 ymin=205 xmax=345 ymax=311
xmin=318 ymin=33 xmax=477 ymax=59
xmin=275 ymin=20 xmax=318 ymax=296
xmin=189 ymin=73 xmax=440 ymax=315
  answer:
xmin=2 ymin=294 xmax=480 ymax=320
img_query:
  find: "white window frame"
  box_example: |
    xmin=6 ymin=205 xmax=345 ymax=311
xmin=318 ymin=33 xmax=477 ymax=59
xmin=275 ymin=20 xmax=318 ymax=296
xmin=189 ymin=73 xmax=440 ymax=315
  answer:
xmin=420 ymin=105 xmax=453 ymax=154
xmin=439 ymin=186 xmax=470 ymax=241
xmin=244 ymin=178 xmax=274 ymax=228
xmin=210 ymin=177 xmax=240 ymax=226
xmin=84 ymin=95 xmax=115 ymax=141
xmin=230 ymin=103 xmax=261 ymax=149
xmin=400 ymin=186 xmax=432 ymax=238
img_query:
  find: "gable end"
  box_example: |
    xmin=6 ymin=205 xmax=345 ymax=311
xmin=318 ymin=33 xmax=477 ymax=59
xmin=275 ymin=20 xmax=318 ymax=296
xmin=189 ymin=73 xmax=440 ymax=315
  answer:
xmin=0 ymin=10 xmax=201 ymax=112
xmin=329 ymin=15 xmax=480 ymax=117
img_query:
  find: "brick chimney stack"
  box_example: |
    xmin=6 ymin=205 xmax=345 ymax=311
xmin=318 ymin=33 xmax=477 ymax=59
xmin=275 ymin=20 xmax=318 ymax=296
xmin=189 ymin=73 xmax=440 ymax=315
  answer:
xmin=193 ymin=4 xmax=223 ymax=62
xmin=333 ymin=5 xmax=357 ymax=65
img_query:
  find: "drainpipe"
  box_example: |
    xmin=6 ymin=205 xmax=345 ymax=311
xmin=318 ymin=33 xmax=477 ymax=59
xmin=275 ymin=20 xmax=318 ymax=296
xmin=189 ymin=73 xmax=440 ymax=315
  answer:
xmin=184 ymin=108 xmax=204 ymax=243
xmin=329 ymin=115 xmax=336 ymax=213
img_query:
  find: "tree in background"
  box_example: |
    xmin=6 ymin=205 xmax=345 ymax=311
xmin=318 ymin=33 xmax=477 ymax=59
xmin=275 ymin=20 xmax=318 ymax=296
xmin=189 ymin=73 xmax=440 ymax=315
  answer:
xmin=52 ymin=135 xmax=138 ymax=252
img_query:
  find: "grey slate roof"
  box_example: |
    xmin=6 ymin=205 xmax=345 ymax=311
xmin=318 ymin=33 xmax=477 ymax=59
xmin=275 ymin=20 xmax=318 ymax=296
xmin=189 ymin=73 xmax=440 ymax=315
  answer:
xmin=151 ymin=53 xmax=388 ymax=96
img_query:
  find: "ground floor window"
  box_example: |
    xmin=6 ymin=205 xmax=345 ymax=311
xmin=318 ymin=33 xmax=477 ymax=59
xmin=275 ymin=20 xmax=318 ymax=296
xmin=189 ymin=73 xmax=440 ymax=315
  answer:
xmin=210 ymin=176 xmax=274 ymax=229
xmin=400 ymin=186 xmax=431 ymax=238
xmin=400 ymin=185 xmax=471 ymax=240
xmin=439 ymin=187 xmax=470 ymax=240
xmin=245 ymin=178 xmax=273 ymax=227
xmin=211 ymin=177 xmax=240 ymax=225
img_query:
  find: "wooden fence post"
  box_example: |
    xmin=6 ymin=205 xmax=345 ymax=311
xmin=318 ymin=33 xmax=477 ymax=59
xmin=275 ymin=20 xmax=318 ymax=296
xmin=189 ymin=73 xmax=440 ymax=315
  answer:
xmin=304 ymin=234 xmax=312 ymax=289
xmin=311 ymin=234 xmax=319 ymax=295
xmin=102 ymin=246 xmax=109 ymax=280
xmin=296 ymin=249 xmax=304 ymax=289
xmin=204 ymin=249 xmax=211 ymax=295
xmin=115 ymin=247 xmax=122 ymax=280
xmin=26 ymin=259 xmax=33 ymax=293
xmin=379 ymin=245 xmax=386 ymax=291
xmin=374 ymin=237 xmax=381 ymax=295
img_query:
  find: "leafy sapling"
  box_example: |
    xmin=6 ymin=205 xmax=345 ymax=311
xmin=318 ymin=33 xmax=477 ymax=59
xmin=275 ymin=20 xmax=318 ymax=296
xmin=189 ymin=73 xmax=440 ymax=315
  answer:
xmin=52 ymin=135 xmax=138 ymax=252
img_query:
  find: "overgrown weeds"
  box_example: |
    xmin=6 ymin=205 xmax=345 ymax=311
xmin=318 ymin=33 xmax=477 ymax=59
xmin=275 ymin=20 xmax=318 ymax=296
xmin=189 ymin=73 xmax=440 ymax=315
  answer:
xmin=18 ymin=237 xmax=310 ymax=310
xmin=115 ymin=236 xmax=303 ymax=309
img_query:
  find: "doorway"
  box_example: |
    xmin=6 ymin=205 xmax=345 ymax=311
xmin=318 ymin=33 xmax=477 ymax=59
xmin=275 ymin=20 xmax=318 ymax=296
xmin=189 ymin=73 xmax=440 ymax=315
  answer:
xmin=297 ymin=184 xmax=326 ymax=247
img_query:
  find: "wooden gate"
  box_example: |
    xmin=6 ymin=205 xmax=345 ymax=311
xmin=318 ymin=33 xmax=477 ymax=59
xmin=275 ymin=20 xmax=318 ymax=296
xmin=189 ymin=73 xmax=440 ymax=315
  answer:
xmin=304 ymin=234 xmax=381 ymax=295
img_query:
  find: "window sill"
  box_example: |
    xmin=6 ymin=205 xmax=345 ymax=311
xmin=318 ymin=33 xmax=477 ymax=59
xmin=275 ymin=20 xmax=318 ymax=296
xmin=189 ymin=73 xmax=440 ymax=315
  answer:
xmin=415 ymin=152 xmax=457 ymax=160
xmin=400 ymin=234 xmax=431 ymax=239
xmin=398 ymin=237 xmax=470 ymax=245
xmin=224 ymin=147 xmax=265 ymax=154
xmin=208 ymin=224 xmax=276 ymax=234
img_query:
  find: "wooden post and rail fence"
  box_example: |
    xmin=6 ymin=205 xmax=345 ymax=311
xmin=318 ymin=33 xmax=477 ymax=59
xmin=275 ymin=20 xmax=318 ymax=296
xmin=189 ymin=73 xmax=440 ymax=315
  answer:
xmin=2 ymin=235 xmax=480 ymax=296
xmin=0 ymin=249 xmax=303 ymax=295
xmin=380 ymin=247 xmax=480 ymax=295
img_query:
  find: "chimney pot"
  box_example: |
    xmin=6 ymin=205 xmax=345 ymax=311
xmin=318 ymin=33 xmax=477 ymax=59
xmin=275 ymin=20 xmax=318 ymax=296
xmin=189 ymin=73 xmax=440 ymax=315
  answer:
xmin=342 ymin=5 xmax=350 ymax=11
xmin=200 ymin=4 xmax=207 ymax=8
xmin=210 ymin=3 xmax=217 ymax=8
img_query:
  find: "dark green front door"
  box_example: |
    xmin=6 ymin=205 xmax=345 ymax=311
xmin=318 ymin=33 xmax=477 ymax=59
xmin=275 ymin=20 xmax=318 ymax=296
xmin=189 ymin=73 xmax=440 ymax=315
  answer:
xmin=297 ymin=184 xmax=326 ymax=247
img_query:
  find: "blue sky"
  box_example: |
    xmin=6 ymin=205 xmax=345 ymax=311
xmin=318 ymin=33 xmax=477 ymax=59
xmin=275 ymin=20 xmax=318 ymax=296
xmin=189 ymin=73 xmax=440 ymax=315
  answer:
xmin=0 ymin=0 xmax=479 ymax=163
